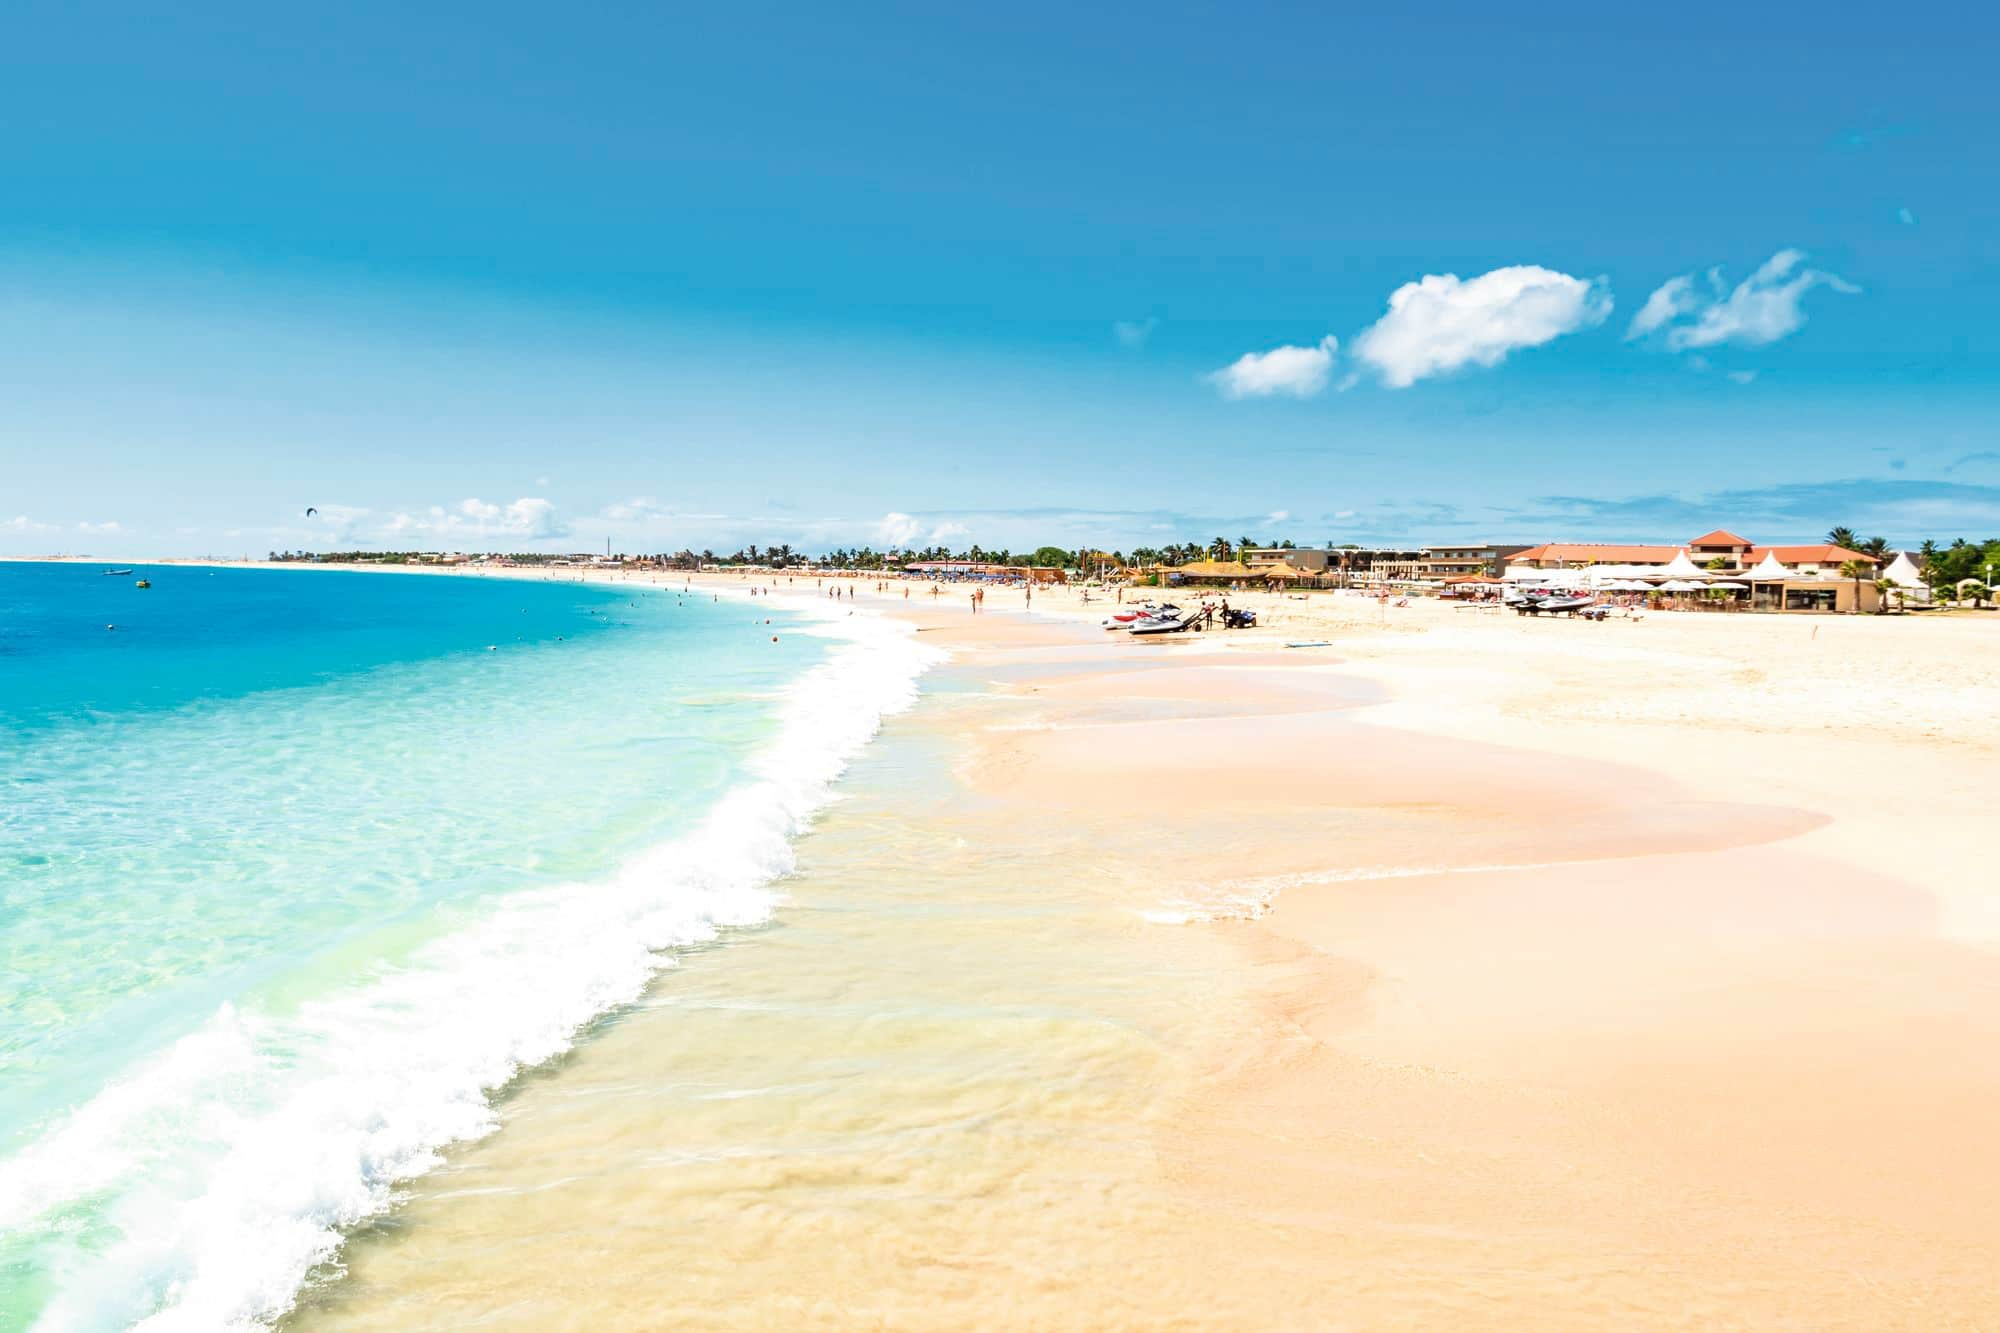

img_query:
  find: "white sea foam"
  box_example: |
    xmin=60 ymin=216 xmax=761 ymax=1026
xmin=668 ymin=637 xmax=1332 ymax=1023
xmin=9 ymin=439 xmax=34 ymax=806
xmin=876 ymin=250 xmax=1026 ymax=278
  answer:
xmin=0 ymin=596 xmax=943 ymax=1332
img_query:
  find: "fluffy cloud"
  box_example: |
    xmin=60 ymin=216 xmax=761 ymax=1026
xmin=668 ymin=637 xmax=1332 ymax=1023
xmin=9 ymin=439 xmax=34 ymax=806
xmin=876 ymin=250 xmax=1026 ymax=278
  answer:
xmin=1208 ymin=335 xmax=1339 ymax=399
xmin=0 ymin=515 xmax=119 ymax=546
xmin=1350 ymin=266 xmax=1612 ymax=388
xmin=1624 ymin=275 xmax=1698 ymax=341
xmin=874 ymin=512 xmax=921 ymax=548
xmin=872 ymin=513 xmax=971 ymax=549
xmin=926 ymin=520 xmax=970 ymax=545
xmin=601 ymin=497 xmax=667 ymax=523
xmin=1630 ymin=249 xmax=1859 ymax=352
xmin=373 ymin=497 xmax=568 ymax=543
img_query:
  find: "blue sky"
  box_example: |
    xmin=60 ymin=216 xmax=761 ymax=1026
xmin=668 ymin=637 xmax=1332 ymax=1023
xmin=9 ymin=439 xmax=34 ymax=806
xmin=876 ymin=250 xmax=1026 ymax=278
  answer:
xmin=2 ymin=0 xmax=1996 ymax=556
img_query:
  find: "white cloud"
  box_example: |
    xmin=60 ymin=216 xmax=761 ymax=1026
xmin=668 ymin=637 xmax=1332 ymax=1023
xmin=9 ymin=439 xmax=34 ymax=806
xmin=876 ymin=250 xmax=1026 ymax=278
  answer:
xmin=370 ymin=496 xmax=568 ymax=544
xmin=1624 ymin=274 xmax=1698 ymax=341
xmin=1113 ymin=317 xmax=1159 ymax=348
xmin=1266 ymin=510 xmax=1290 ymax=524
xmin=76 ymin=520 xmax=122 ymax=534
xmin=874 ymin=512 xmax=921 ymax=548
xmin=1631 ymin=249 xmax=1860 ymax=353
xmin=1728 ymin=369 xmax=1759 ymax=385
xmin=1350 ymin=266 xmax=1611 ymax=388
xmin=601 ymin=497 xmax=667 ymax=523
xmin=1208 ymin=335 xmax=1339 ymax=399
xmin=4 ymin=514 xmax=56 ymax=534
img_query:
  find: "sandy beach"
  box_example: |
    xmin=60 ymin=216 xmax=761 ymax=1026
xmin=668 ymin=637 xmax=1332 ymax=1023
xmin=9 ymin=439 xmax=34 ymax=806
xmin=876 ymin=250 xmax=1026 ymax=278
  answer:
xmin=217 ymin=563 xmax=1993 ymax=1329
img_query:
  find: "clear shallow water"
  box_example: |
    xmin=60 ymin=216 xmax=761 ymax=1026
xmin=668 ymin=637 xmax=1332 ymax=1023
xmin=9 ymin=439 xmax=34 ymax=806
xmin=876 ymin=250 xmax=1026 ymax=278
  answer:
xmin=0 ymin=563 xmax=935 ymax=1330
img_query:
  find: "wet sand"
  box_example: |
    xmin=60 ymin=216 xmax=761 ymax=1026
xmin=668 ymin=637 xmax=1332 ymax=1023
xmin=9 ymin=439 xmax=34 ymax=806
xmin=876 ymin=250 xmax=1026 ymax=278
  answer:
xmin=273 ymin=571 xmax=2000 ymax=1329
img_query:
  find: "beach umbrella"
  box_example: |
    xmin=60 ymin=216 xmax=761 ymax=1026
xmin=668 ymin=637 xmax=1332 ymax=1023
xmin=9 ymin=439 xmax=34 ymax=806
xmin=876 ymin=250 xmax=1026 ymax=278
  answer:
xmin=1709 ymin=580 xmax=1747 ymax=589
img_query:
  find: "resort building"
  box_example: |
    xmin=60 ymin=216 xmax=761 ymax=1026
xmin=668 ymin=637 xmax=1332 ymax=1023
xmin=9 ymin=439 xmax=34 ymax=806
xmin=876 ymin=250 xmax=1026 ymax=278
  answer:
xmin=1421 ymin=544 xmax=1535 ymax=578
xmin=1243 ymin=547 xmax=1334 ymax=573
xmin=1506 ymin=533 xmax=1881 ymax=578
xmin=1248 ymin=543 xmax=1531 ymax=582
xmin=901 ymin=561 xmax=1066 ymax=583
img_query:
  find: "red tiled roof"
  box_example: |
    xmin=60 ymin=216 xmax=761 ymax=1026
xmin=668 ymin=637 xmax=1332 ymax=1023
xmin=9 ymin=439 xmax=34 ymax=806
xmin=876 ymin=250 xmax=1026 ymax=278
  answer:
xmin=1510 ymin=539 xmax=1880 ymax=567
xmin=1689 ymin=529 xmax=1752 ymax=547
xmin=1746 ymin=545 xmax=1878 ymax=565
xmin=1507 ymin=543 xmax=1685 ymax=564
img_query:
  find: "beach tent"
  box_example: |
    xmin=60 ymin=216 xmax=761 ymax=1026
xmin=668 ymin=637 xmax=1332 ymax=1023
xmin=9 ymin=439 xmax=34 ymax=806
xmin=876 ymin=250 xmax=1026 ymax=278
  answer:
xmin=1709 ymin=580 xmax=1747 ymax=589
xmin=1881 ymin=551 xmax=1926 ymax=588
xmin=1584 ymin=564 xmax=1663 ymax=585
xmin=1657 ymin=549 xmax=1707 ymax=579
xmin=1746 ymin=550 xmax=1792 ymax=581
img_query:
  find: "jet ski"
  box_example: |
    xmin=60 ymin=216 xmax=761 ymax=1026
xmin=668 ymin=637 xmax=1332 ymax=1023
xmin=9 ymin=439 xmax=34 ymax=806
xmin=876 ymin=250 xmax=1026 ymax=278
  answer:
xmin=1103 ymin=602 xmax=1177 ymax=630
xmin=1129 ymin=603 xmax=1210 ymax=634
xmin=1515 ymin=594 xmax=1596 ymax=616
xmin=1128 ymin=611 xmax=1193 ymax=634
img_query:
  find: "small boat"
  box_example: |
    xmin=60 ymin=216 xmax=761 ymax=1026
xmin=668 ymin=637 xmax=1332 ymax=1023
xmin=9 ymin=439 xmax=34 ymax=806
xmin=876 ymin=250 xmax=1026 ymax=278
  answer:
xmin=134 ymin=579 xmax=151 ymax=589
xmin=102 ymin=568 xmax=134 ymax=576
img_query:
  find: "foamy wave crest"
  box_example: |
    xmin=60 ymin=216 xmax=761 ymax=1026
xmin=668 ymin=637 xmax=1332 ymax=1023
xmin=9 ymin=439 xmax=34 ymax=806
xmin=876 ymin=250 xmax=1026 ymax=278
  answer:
xmin=0 ymin=597 xmax=943 ymax=1332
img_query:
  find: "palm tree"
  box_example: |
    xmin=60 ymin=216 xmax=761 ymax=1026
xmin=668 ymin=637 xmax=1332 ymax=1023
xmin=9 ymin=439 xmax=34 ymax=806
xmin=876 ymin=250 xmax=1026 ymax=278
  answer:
xmin=1208 ymin=536 xmax=1232 ymax=561
xmin=1838 ymin=559 xmax=1867 ymax=612
xmin=1873 ymin=577 xmax=1896 ymax=614
xmin=1858 ymin=535 xmax=1890 ymax=558
xmin=1238 ymin=535 xmax=1257 ymax=559
xmin=1826 ymin=526 xmax=1860 ymax=550
xmin=1962 ymin=581 xmax=1991 ymax=609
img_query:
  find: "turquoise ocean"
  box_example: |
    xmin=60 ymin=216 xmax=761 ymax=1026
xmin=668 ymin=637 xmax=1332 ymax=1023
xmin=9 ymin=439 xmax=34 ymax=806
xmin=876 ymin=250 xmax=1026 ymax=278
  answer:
xmin=0 ymin=563 xmax=936 ymax=1330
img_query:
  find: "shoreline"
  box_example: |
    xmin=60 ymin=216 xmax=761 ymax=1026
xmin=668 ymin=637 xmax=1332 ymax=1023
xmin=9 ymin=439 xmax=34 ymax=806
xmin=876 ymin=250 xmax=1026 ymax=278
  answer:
xmin=248 ymin=561 xmax=2000 ymax=1326
xmin=26 ymin=557 xmax=2000 ymax=1324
